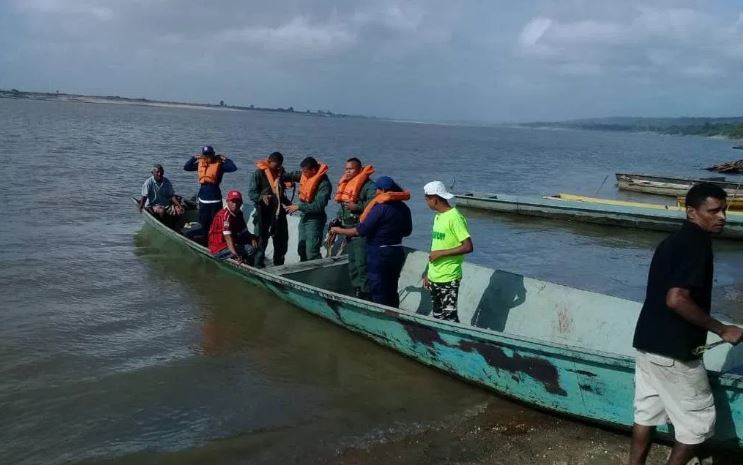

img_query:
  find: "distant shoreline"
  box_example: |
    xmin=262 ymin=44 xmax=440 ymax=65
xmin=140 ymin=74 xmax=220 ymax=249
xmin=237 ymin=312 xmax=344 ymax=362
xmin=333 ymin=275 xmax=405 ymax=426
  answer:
xmin=0 ymin=88 xmax=370 ymax=120
xmin=518 ymin=117 xmax=743 ymax=141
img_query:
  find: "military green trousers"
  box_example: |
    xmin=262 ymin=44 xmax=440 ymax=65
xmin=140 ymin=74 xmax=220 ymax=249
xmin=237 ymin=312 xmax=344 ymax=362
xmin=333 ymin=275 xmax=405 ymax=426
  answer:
xmin=298 ymin=213 xmax=326 ymax=262
xmin=346 ymin=235 xmax=369 ymax=293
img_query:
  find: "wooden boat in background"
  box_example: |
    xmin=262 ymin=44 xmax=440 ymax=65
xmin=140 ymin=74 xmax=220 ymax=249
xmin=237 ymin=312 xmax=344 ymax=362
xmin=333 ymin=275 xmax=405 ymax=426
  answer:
xmin=453 ymin=192 xmax=743 ymax=240
xmin=675 ymin=196 xmax=743 ymax=211
xmin=616 ymin=172 xmax=743 ymax=197
xmin=135 ymin=198 xmax=743 ymax=448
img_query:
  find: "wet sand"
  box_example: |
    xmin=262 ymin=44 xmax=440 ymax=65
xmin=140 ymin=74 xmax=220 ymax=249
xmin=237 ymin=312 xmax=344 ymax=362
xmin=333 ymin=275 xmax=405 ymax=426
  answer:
xmin=333 ymin=400 xmax=743 ymax=465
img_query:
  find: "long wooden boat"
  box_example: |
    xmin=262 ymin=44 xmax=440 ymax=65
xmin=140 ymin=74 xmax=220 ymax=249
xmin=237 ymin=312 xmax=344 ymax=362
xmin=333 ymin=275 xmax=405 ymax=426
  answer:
xmin=135 ymin=199 xmax=743 ymax=448
xmin=676 ymin=196 xmax=743 ymax=211
xmin=616 ymin=172 xmax=743 ymax=197
xmin=454 ymin=192 xmax=743 ymax=240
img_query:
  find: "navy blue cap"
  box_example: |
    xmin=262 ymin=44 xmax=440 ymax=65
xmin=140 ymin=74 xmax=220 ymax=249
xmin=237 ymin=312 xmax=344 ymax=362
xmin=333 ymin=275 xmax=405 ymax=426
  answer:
xmin=202 ymin=145 xmax=215 ymax=156
xmin=375 ymin=176 xmax=401 ymax=191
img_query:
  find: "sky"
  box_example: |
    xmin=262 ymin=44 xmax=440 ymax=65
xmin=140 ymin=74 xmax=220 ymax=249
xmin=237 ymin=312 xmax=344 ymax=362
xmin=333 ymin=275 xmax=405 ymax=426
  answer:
xmin=2 ymin=0 xmax=743 ymax=123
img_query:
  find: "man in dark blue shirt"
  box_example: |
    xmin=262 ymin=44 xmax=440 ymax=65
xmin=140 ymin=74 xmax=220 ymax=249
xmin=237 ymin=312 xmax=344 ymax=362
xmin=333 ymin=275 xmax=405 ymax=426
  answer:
xmin=183 ymin=145 xmax=237 ymax=235
xmin=332 ymin=176 xmax=412 ymax=307
xmin=629 ymin=183 xmax=743 ymax=465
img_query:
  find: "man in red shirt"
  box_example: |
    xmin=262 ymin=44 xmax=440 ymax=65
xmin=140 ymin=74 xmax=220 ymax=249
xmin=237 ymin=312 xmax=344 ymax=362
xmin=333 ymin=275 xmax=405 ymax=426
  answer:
xmin=208 ymin=190 xmax=258 ymax=265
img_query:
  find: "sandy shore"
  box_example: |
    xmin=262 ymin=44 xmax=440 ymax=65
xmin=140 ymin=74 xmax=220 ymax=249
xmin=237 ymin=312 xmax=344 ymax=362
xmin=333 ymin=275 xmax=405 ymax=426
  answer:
xmin=330 ymin=399 xmax=743 ymax=465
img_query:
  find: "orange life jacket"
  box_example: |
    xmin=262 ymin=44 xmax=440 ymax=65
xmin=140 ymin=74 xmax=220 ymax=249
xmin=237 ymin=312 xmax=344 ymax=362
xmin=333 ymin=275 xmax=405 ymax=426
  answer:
xmin=335 ymin=165 xmax=375 ymax=203
xmin=197 ymin=157 xmax=222 ymax=184
xmin=299 ymin=163 xmax=329 ymax=203
xmin=359 ymin=191 xmax=411 ymax=223
xmin=256 ymin=160 xmax=280 ymax=196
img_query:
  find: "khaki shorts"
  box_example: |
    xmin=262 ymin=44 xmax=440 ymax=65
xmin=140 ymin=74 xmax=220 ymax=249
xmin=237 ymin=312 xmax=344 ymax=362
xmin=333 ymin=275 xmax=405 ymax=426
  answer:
xmin=634 ymin=351 xmax=715 ymax=445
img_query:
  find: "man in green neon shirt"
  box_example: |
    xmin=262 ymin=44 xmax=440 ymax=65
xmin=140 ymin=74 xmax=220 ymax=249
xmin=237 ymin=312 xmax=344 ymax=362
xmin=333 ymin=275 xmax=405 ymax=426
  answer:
xmin=423 ymin=181 xmax=474 ymax=323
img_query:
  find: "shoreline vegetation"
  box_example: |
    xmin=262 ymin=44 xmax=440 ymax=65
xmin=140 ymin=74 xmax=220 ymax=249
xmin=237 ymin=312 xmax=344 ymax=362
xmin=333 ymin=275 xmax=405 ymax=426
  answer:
xmin=0 ymin=88 xmax=369 ymax=120
xmin=520 ymin=116 xmax=743 ymax=140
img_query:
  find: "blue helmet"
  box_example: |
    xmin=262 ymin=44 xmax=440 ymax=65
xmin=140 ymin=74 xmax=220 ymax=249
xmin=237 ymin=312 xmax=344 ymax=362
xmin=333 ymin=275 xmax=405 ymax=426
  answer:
xmin=201 ymin=145 xmax=215 ymax=156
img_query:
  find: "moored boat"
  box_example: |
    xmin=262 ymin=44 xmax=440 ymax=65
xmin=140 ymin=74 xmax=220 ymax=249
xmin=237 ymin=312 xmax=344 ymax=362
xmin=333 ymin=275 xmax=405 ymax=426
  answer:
xmin=135 ymin=199 xmax=743 ymax=448
xmin=453 ymin=192 xmax=743 ymax=240
xmin=676 ymin=195 xmax=743 ymax=211
xmin=616 ymin=172 xmax=743 ymax=197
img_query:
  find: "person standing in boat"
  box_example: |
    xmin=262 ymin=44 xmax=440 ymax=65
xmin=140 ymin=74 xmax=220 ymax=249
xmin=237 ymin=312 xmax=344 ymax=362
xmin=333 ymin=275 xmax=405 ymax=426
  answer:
xmin=423 ymin=181 xmax=473 ymax=323
xmin=248 ymin=151 xmax=291 ymax=267
xmin=629 ymin=183 xmax=743 ymax=465
xmin=283 ymin=156 xmax=332 ymax=262
xmin=138 ymin=164 xmax=185 ymax=223
xmin=183 ymin=145 xmax=237 ymax=234
xmin=208 ymin=190 xmax=258 ymax=265
xmin=333 ymin=157 xmax=376 ymax=299
xmin=331 ymin=176 xmax=412 ymax=307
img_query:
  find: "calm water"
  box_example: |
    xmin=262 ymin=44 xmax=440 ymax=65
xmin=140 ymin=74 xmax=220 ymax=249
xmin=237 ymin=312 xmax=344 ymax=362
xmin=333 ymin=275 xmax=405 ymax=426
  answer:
xmin=2 ymin=98 xmax=743 ymax=464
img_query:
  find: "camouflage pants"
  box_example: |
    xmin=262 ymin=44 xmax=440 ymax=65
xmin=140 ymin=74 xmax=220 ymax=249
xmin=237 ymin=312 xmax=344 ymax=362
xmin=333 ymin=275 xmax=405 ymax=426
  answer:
xmin=430 ymin=280 xmax=460 ymax=323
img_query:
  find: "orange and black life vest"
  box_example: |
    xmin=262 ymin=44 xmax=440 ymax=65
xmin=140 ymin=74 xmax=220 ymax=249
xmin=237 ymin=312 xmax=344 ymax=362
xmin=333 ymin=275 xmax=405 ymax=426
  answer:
xmin=299 ymin=163 xmax=329 ymax=203
xmin=359 ymin=191 xmax=411 ymax=222
xmin=256 ymin=160 xmax=282 ymax=196
xmin=335 ymin=165 xmax=374 ymax=203
xmin=197 ymin=157 xmax=222 ymax=184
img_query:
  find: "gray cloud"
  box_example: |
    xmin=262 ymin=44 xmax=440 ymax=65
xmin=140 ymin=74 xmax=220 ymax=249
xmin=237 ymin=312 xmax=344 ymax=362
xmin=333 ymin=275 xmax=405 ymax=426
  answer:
xmin=3 ymin=0 xmax=743 ymax=121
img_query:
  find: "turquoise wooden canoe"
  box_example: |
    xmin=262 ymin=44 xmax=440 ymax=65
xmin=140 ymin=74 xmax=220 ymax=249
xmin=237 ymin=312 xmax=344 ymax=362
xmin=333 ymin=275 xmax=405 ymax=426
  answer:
xmin=454 ymin=192 xmax=743 ymax=240
xmin=135 ymin=201 xmax=743 ymax=448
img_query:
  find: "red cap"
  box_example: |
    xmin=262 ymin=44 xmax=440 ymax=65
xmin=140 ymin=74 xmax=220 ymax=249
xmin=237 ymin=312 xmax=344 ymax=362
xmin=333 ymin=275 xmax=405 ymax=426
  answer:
xmin=227 ymin=190 xmax=242 ymax=202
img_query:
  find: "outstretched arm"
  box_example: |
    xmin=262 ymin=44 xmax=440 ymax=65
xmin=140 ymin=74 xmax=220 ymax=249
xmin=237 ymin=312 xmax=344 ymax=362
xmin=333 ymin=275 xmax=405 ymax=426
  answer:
xmin=667 ymin=288 xmax=743 ymax=344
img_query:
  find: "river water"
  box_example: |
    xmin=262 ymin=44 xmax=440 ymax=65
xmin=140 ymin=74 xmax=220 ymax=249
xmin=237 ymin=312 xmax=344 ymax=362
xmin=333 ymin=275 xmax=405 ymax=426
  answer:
xmin=2 ymin=98 xmax=742 ymax=465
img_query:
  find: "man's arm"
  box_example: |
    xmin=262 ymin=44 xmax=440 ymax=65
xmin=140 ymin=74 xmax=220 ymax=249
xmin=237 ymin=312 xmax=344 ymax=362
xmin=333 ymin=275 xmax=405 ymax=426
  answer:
xmin=430 ymin=238 xmax=474 ymax=261
xmin=221 ymin=157 xmax=237 ymax=173
xmin=666 ymin=288 xmax=743 ymax=344
xmin=332 ymin=203 xmax=382 ymax=238
xmin=283 ymin=170 xmax=301 ymax=183
xmin=247 ymin=170 xmax=263 ymax=204
xmin=184 ymin=156 xmax=198 ymax=171
xmin=332 ymin=226 xmax=359 ymax=237
xmin=223 ymin=233 xmax=243 ymax=262
xmin=139 ymin=179 xmax=150 ymax=211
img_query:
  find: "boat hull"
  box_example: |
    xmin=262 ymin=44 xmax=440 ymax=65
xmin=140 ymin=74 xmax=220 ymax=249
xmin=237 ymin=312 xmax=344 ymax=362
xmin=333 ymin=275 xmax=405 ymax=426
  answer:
xmin=454 ymin=192 xmax=743 ymax=240
xmin=136 ymin=202 xmax=743 ymax=448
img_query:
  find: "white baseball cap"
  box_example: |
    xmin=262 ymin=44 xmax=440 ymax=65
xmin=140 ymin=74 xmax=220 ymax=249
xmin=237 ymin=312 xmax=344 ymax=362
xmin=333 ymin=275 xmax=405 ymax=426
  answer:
xmin=424 ymin=180 xmax=454 ymax=200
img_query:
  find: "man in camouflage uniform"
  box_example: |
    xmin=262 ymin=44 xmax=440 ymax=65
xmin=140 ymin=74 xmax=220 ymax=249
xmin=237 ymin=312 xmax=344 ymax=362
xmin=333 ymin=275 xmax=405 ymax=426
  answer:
xmin=284 ymin=156 xmax=332 ymax=261
xmin=334 ymin=157 xmax=376 ymax=299
xmin=247 ymin=151 xmax=289 ymax=267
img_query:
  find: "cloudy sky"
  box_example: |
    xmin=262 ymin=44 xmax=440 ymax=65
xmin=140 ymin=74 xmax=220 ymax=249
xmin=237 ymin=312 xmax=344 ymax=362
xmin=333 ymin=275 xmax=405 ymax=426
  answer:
xmin=2 ymin=0 xmax=743 ymax=122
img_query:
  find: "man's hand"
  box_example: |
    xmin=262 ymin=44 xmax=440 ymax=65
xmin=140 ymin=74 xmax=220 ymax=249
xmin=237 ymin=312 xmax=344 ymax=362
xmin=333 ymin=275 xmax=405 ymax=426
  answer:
xmin=218 ymin=155 xmax=226 ymax=161
xmin=261 ymin=194 xmax=272 ymax=206
xmin=429 ymin=250 xmax=445 ymax=262
xmin=344 ymin=201 xmax=359 ymax=211
xmin=232 ymin=254 xmax=244 ymax=264
xmin=251 ymin=237 xmax=259 ymax=248
xmin=423 ymin=275 xmax=430 ymax=290
xmin=285 ymin=204 xmax=300 ymax=215
xmin=720 ymin=325 xmax=743 ymax=345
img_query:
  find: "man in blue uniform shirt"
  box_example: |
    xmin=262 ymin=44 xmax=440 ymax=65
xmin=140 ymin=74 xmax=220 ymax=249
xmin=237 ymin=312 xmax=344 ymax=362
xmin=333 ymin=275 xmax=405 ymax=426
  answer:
xmin=331 ymin=176 xmax=412 ymax=307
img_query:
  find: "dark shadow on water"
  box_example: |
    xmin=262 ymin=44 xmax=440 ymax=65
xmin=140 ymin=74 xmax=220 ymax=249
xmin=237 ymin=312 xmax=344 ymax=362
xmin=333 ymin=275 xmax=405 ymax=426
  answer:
xmin=470 ymin=271 xmax=526 ymax=331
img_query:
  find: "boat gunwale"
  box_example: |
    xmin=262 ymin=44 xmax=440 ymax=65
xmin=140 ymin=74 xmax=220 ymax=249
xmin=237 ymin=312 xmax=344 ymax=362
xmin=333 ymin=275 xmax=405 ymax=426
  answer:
xmin=135 ymin=200 xmax=743 ymax=387
xmin=616 ymin=172 xmax=743 ymax=188
xmin=454 ymin=192 xmax=743 ymax=229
